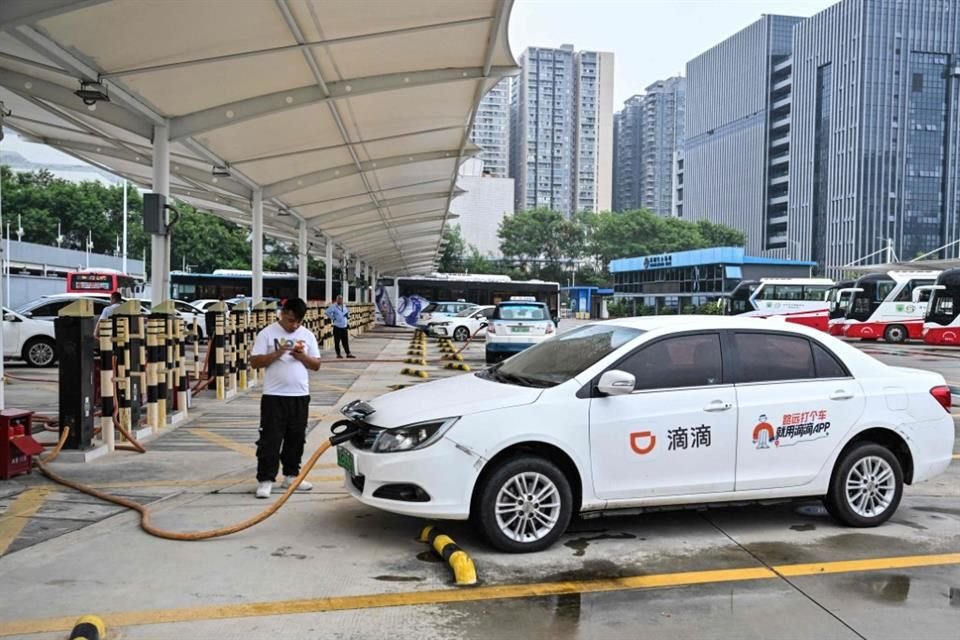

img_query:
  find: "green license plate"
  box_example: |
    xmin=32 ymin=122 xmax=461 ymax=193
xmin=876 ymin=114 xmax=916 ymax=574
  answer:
xmin=511 ymin=326 xmax=530 ymax=333
xmin=336 ymin=446 xmax=355 ymax=475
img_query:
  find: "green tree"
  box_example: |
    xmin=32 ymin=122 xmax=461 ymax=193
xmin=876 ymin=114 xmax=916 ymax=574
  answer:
xmin=498 ymin=208 xmax=584 ymax=271
xmin=695 ymin=219 xmax=747 ymax=247
xmin=438 ymin=224 xmax=466 ymax=272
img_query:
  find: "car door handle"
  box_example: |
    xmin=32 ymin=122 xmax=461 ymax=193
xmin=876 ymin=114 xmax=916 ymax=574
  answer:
xmin=704 ymin=401 xmax=733 ymax=412
xmin=830 ymin=390 xmax=854 ymax=401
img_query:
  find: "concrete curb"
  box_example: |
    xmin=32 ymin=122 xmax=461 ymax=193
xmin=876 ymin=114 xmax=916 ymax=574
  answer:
xmin=419 ymin=525 xmax=477 ymax=586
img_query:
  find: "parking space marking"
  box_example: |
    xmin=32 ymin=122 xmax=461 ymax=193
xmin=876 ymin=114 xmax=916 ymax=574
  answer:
xmin=0 ymin=488 xmax=50 ymax=556
xmin=188 ymin=428 xmax=256 ymax=457
xmin=3 ymin=551 xmax=960 ymax=636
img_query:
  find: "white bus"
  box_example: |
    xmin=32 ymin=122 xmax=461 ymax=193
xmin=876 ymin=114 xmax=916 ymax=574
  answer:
xmin=724 ymin=278 xmax=835 ymax=331
xmin=838 ymin=270 xmax=940 ymax=343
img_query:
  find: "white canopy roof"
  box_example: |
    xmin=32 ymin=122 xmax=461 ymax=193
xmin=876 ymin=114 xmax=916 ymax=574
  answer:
xmin=0 ymin=0 xmax=518 ymax=273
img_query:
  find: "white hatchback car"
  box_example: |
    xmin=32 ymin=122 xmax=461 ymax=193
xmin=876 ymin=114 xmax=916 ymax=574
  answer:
xmin=335 ymin=316 xmax=955 ymax=552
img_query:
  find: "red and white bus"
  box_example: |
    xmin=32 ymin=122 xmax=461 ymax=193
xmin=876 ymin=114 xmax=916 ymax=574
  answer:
xmin=839 ymin=271 xmax=939 ymax=343
xmin=923 ymin=269 xmax=960 ymax=345
xmin=724 ymin=278 xmax=834 ymax=331
xmin=66 ymin=269 xmax=144 ymax=297
xmin=826 ymin=279 xmax=857 ymax=336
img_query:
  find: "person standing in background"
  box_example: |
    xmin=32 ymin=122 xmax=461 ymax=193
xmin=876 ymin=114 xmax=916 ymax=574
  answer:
xmin=325 ymin=295 xmax=355 ymax=359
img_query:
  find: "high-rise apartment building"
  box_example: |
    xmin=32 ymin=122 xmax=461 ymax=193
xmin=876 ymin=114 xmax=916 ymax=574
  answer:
xmin=468 ymin=78 xmax=511 ymax=178
xmin=790 ymin=0 xmax=960 ymax=274
xmin=613 ymin=95 xmax=643 ymax=212
xmin=613 ymin=78 xmax=685 ymax=216
xmin=683 ymin=15 xmax=804 ymax=255
xmin=510 ymin=45 xmax=614 ymax=216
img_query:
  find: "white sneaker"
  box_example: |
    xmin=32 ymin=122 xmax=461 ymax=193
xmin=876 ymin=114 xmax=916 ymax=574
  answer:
xmin=255 ymin=481 xmax=272 ymax=499
xmin=282 ymin=476 xmax=313 ymax=491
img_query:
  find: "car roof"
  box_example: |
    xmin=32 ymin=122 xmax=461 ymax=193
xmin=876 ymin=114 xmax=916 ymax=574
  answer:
xmin=597 ymin=315 xmax=827 ymax=336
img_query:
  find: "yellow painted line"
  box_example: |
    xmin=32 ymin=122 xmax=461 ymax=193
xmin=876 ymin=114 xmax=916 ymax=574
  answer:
xmin=0 ymin=488 xmax=50 ymax=556
xmin=312 ymin=382 xmax=351 ymax=393
xmin=188 ymin=428 xmax=256 ymax=458
xmin=3 ymin=552 xmax=960 ymax=636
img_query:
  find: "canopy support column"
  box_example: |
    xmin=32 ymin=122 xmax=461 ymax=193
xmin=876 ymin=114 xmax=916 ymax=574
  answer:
xmin=151 ymin=123 xmax=170 ymax=305
xmin=298 ymin=219 xmax=308 ymax=301
xmin=252 ymin=188 xmax=263 ymax=303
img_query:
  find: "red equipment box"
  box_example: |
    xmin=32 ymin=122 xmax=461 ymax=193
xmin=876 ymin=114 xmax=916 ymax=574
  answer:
xmin=0 ymin=409 xmax=43 ymax=480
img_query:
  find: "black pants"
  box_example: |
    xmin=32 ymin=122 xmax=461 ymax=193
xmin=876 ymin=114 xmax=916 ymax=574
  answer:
xmin=256 ymin=394 xmax=310 ymax=482
xmin=333 ymin=326 xmax=351 ymax=356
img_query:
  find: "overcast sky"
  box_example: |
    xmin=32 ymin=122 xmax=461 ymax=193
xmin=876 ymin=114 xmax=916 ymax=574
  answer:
xmin=508 ymin=0 xmax=835 ymax=106
xmin=6 ymin=0 xmax=838 ymax=166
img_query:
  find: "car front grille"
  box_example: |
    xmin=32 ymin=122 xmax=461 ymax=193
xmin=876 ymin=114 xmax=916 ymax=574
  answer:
xmin=350 ymin=421 xmax=384 ymax=450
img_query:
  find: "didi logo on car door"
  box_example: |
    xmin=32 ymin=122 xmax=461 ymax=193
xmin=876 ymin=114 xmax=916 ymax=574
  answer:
xmin=629 ymin=431 xmax=656 ymax=455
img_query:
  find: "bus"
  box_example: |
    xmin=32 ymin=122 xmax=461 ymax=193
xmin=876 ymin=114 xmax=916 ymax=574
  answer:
xmin=376 ymin=274 xmax=561 ymax=327
xmin=825 ymin=279 xmax=856 ymax=335
xmin=923 ymin=269 xmax=960 ymax=345
xmin=66 ymin=268 xmax=145 ymax=297
xmin=723 ymin=278 xmax=835 ymax=331
xmin=170 ymin=270 xmax=333 ymax=303
xmin=838 ymin=270 xmax=939 ymax=343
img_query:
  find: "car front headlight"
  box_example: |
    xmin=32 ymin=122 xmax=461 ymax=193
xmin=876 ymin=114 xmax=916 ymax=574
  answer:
xmin=372 ymin=417 xmax=459 ymax=453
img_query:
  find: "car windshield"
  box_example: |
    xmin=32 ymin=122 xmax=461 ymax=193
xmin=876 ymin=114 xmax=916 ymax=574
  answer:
xmin=422 ymin=303 xmax=438 ymax=313
xmin=498 ymin=304 xmax=547 ymax=321
xmin=455 ymin=307 xmax=478 ymax=318
xmin=480 ymin=324 xmax=644 ymax=387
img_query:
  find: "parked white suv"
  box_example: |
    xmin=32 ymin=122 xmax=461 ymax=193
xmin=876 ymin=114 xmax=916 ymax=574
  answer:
xmin=430 ymin=306 xmax=495 ymax=342
xmin=417 ymin=301 xmax=478 ymax=335
xmin=3 ymin=307 xmax=57 ymax=367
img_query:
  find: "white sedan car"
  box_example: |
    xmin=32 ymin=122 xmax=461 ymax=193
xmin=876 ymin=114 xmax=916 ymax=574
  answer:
xmin=336 ymin=316 xmax=955 ymax=552
xmin=430 ymin=305 xmax=495 ymax=342
xmin=3 ymin=307 xmax=57 ymax=367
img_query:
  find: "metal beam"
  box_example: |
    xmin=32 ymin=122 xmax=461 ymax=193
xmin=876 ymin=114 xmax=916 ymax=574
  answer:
xmin=168 ymin=65 xmax=516 ymax=140
xmin=262 ymin=148 xmax=475 ymax=198
xmin=0 ymin=68 xmax=154 ymax=138
xmin=306 ymin=192 xmax=452 ymax=222
xmin=231 ymin=125 xmax=464 ymax=165
xmin=12 ymin=26 xmax=166 ymax=125
xmin=33 ymin=136 xmax=253 ymax=199
xmin=102 ymin=16 xmax=494 ymax=78
xmin=0 ymin=0 xmax=109 ymax=30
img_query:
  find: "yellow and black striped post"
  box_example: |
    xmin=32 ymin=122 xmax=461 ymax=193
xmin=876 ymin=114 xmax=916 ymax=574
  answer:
xmin=115 ymin=314 xmax=131 ymax=438
xmin=208 ymin=302 xmax=228 ymax=400
xmin=176 ymin=317 xmax=188 ymax=417
xmin=150 ymin=301 xmax=177 ymax=426
xmin=98 ymin=318 xmax=115 ymax=452
xmin=192 ymin=317 xmax=201 ymax=380
xmin=69 ymin=614 xmax=105 ymax=640
xmin=145 ymin=316 xmax=159 ymax=432
xmin=252 ymin=302 xmax=268 ymax=385
xmin=419 ymin=525 xmax=477 ymax=586
xmin=235 ymin=301 xmax=249 ymax=389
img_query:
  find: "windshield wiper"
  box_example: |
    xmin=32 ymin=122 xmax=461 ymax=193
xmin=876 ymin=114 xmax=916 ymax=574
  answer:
xmin=494 ymin=371 xmax=553 ymax=388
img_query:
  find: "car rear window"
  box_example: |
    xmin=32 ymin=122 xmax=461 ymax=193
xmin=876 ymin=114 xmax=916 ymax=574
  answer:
xmin=497 ymin=304 xmax=547 ymax=321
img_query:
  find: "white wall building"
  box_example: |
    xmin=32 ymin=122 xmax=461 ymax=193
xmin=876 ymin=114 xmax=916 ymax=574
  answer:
xmin=451 ymin=158 xmax=514 ymax=258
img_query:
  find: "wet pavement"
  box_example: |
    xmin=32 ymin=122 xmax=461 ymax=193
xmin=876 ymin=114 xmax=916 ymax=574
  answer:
xmin=0 ymin=329 xmax=958 ymax=639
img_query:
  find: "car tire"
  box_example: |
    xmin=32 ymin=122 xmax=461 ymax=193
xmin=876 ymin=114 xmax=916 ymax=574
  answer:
xmin=23 ymin=337 xmax=56 ymax=368
xmin=825 ymin=443 xmax=903 ymax=527
xmin=474 ymin=455 xmax=573 ymax=553
xmin=453 ymin=326 xmax=470 ymax=342
xmin=884 ymin=324 xmax=907 ymax=344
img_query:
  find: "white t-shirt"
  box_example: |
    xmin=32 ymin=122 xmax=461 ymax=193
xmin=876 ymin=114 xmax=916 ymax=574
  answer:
xmin=251 ymin=323 xmax=321 ymax=396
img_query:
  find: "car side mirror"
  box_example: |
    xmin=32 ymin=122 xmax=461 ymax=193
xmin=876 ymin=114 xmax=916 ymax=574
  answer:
xmin=3 ymin=313 xmax=17 ymax=322
xmin=479 ymin=321 xmax=488 ymax=329
xmin=597 ymin=370 xmax=635 ymax=396
xmin=21 ymin=311 xmax=32 ymax=318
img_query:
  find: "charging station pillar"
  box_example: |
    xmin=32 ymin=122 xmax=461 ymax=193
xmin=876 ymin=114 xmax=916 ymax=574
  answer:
xmin=56 ymin=299 xmax=95 ymax=450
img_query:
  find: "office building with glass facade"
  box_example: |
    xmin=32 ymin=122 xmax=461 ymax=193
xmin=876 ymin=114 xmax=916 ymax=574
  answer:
xmin=789 ymin=0 xmax=960 ymax=277
xmin=684 ymin=15 xmax=804 ymax=256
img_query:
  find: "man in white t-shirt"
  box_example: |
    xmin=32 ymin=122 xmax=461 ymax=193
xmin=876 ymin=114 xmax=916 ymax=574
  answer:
xmin=249 ymin=297 xmax=321 ymax=499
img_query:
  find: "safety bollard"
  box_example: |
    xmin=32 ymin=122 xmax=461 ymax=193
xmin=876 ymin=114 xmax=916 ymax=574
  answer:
xmin=192 ymin=317 xmax=201 ymax=380
xmin=176 ymin=317 xmax=188 ymax=417
xmin=98 ymin=318 xmax=115 ymax=452
xmin=115 ymin=315 xmax=130 ymax=439
xmin=235 ymin=301 xmax=249 ymax=390
xmin=214 ymin=307 xmax=226 ymax=400
xmin=69 ymin=614 xmax=105 ymax=640
xmin=145 ymin=316 xmax=162 ymax=431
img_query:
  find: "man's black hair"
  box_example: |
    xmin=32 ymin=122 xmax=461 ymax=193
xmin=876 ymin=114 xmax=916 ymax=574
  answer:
xmin=110 ymin=291 xmax=123 ymax=303
xmin=282 ymin=297 xmax=307 ymax=321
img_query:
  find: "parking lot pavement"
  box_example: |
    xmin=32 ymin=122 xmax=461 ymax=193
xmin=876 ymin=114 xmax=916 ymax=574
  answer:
xmin=0 ymin=330 xmax=958 ymax=639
